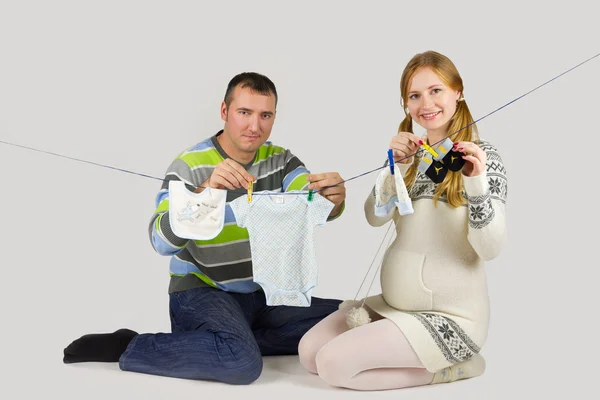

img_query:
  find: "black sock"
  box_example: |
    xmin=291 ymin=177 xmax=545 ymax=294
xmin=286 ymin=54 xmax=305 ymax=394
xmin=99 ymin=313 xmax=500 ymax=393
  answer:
xmin=63 ymin=328 xmax=138 ymax=363
xmin=441 ymin=150 xmax=466 ymax=172
xmin=424 ymin=159 xmax=448 ymax=183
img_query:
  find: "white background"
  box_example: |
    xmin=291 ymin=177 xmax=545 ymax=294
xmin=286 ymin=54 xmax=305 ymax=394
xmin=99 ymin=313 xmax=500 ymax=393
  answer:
xmin=1 ymin=1 xmax=598 ymax=399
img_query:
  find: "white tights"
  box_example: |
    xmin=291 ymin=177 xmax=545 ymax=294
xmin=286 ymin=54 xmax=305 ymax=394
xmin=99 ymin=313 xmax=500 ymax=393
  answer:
xmin=298 ymin=306 xmax=434 ymax=391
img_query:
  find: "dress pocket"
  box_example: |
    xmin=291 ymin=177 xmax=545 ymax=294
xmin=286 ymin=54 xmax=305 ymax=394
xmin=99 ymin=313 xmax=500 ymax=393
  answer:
xmin=380 ymin=249 xmax=433 ymax=311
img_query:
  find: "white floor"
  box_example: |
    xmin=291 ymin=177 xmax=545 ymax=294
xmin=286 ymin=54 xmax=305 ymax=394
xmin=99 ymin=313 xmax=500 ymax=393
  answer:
xmin=35 ymin=353 xmax=494 ymax=400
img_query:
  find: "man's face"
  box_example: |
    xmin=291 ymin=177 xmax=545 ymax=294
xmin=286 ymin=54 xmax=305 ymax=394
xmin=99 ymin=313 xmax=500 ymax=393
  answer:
xmin=220 ymin=85 xmax=276 ymax=158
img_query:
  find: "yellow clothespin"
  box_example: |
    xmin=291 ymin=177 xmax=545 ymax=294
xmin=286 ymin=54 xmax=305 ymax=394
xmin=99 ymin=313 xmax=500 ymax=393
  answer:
xmin=421 ymin=142 xmax=439 ymax=158
xmin=247 ymin=180 xmax=253 ymax=202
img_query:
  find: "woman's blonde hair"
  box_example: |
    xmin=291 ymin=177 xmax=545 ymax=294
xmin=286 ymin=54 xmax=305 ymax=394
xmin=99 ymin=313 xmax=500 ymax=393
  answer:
xmin=400 ymin=51 xmax=479 ymax=208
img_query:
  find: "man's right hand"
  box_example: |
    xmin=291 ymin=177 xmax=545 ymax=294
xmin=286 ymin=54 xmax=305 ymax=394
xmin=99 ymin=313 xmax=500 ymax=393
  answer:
xmin=196 ymin=159 xmax=255 ymax=192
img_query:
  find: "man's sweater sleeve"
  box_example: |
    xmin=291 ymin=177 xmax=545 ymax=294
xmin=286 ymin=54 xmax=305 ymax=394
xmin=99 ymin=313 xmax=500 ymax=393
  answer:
xmin=281 ymin=149 xmax=310 ymax=192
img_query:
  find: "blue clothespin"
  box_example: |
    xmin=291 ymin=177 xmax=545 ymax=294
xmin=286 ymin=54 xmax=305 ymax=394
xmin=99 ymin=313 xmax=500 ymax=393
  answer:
xmin=387 ymin=149 xmax=395 ymax=175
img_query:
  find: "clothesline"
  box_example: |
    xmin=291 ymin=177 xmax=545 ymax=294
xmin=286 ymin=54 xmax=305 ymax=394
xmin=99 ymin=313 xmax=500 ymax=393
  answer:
xmin=1 ymin=51 xmax=598 ymax=194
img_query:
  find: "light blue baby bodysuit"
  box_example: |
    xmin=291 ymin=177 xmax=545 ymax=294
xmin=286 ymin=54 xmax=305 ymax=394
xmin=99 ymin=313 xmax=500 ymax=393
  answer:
xmin=230 ymin=190 xmax=334 ymax=307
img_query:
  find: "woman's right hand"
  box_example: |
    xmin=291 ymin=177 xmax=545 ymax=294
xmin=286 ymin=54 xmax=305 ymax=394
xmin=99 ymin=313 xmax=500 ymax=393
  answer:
xmin=390 ymin=132 xmax=422 ymax=164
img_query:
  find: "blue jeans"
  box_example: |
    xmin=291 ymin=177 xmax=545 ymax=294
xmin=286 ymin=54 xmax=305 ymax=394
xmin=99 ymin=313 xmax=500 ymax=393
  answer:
xmin=118 ymin=286 xmax=341 ymax=384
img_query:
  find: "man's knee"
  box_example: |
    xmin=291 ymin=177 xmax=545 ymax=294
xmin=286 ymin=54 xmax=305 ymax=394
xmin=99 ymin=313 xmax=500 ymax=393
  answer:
xmin=214 ymin=332 xmax=263 ymax=385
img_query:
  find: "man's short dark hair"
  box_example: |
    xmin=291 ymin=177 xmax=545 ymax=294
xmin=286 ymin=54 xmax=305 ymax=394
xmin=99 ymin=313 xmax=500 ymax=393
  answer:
xmin=224 ymin=72 xmax=278 ymax=109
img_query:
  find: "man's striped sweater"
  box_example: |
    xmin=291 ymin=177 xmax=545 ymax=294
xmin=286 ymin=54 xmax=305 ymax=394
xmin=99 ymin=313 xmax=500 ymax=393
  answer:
xmin=149 ymin=130 xmax=342 ymax=294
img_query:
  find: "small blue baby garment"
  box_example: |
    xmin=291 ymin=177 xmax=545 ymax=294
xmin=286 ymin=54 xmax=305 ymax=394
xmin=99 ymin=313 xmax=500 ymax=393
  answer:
xmin=374 ymin=167 xmax=414 ymax=217
xmin=230 ymin=191 xmax=334 ymax=307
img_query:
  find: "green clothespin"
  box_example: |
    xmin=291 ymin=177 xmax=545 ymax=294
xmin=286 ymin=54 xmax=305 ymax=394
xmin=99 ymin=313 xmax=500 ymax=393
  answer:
xmin=308 ymin=189 xmax=314 ymax=202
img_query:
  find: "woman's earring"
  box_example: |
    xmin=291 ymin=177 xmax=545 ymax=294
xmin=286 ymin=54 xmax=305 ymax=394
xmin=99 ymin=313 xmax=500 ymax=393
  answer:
xmin=405 ymin=107 xmax=410 ymax=115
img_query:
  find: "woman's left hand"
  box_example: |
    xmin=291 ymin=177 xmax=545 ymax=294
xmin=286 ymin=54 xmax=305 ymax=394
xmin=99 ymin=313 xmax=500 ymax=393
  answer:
xmin=454 ymin=141 xmax=486 ymax=177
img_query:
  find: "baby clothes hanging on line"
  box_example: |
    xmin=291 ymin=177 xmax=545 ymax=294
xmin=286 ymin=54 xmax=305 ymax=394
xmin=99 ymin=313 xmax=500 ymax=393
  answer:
xmin=229 ymin=190 xmax=334 ymax=307
xmin=374 ymin=166 xmax=414 ymax=217
xmin=417 ymin=138 xmax=466 ymax=183
xmin=168 ymin=180 xmax=227 ymax=240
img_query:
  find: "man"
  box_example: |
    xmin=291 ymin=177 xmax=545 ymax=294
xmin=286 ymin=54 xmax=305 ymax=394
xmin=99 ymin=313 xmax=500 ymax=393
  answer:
xmin=62 ymin=72 xmax=346 ymax=385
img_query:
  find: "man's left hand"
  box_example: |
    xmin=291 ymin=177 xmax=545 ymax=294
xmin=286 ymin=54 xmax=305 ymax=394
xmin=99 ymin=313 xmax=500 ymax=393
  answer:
xmin=307 ymin=172 xmax=346 ymax=215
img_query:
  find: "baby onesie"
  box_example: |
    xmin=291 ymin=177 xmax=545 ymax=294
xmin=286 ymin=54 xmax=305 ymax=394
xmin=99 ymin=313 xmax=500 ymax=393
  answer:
xmin=229 ymin=190 xmax=334 ymax=307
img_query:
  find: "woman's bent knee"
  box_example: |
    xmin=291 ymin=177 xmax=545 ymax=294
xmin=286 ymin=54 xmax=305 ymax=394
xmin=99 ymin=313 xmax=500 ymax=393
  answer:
xmin=314 ymin=343 xmax=350 ymax=387
xmin=298 ymin=331 xmax=321 ymax=374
